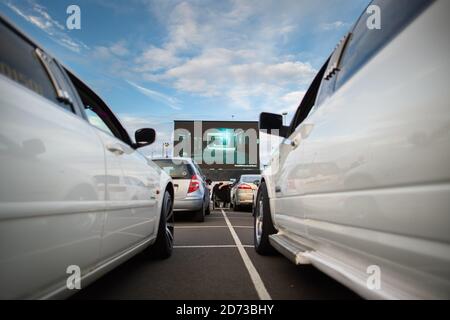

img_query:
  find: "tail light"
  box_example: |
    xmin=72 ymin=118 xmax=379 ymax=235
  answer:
xmin=238 ymin=183 xmax=252 ymax=190
xmin=188 ymin=175 xmax=200 ymax=193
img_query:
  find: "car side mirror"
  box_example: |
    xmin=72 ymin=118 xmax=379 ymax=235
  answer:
xmin=205 ymin=179 xmax=212 ymax=185
xmin=259 ymin=112 xmax=288 ymax=137
xmin=134 ymin=128 xmax=156 ymax=149
xmin=253 ymin=180 xmax=260 ymax=186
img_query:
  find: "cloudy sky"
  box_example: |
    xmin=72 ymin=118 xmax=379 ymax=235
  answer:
xmin=1 ymin=0 xmax=370 ymax=163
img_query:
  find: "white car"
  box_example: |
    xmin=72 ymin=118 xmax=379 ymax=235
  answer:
xmin=255 ymin=0 xmax=450 ymax=299
xmin=0 ymin=17 xmax=174 ymax=299
xmin=230 ymin=175 xmax=261 ymax=211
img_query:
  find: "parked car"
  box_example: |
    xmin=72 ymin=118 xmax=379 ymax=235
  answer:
xmin=255 ymin=0 xmax=450 ymax=299
xmin=231 ymin=175 xmax=261 ymax=211
xmin=152 ymin=157 xmax=210 ymax=222
xmin=0 ymin=16 xmax=175 ymax=300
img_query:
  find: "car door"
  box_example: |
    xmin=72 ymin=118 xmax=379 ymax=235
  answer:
xmin=299 ymin=0 xmax=450 ymax=297
xmin=0 ymin=21 xmax=105 ymax=299
xmin=69 ymin=76 xmax=158 ymax=260
xmin=270 ymin=60 xmax=330 ymax=238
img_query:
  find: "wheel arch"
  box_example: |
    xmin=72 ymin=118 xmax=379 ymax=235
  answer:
xmin=258 ymin=176 xmax=279 ymax=231
xmin=164 ymin=181 xmax=174 ymax=202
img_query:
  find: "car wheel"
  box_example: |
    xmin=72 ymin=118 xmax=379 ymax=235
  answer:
xmin=254 ymin=181 xmax=277 ymax=255
xmin=193 ymin=201 xmax=205 ymax=222
xmin=146 ymin=190 xmax=174 ymax=259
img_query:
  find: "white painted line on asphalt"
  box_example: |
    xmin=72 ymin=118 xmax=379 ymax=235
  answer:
xmin=174 ymin=245 xmax=254 ymax=249
xmin=206 ymin=216 xmax=253 ymax=219
xmin=221 ymin=209 xmax=272 ymax=301
xmin=176 ymin=225 xmax=253 ymax=229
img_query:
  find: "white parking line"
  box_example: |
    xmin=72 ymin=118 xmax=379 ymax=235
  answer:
xmin=176 ymin=226 xmax=253 ymax=229
xmin=206 ymin=216 xmax=253 ymax=219
xmin=174 ymin=245 xmax=254 ymax=249
xmin=221 ymin=209 xmax=271 ymax=300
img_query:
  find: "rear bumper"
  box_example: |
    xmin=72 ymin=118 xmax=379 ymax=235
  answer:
xmin=236 ymin=192 xmax=255 ymax=206
xmin=174 ymin=197 xmax=203 ymax=211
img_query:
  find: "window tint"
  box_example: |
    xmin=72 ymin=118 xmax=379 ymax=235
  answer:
xmin=192 ymin=162 xmax=204 ymax=177
xmin=85 ymin=108 xmax=114 ymax=136
xmin=336 ymin=0 xmax=433 ymax=89
xmin=0 ymin=22 xmax=72 ymax=112
xmin=70 ymin=75 xmax=127 ymax=142
xmin=241 ymin=175 xmax=261 ymax=183
xmin=315 ymin=60 xmax=335 ymax=107
xmin=153 ymin=159 xmax=195 ymax=180
xmin=289 ymin=60 xmax=329 ymax=132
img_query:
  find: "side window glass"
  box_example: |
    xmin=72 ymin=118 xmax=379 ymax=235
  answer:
xmin=84 ymin=107 xmax=115 ymax=136
xmin=289 ymin=60 xmax=330 ymax=131
xmin=335 ymin=0 xmax=432 ymax=89
xmin=315 ymin=33 xmax=351 ymax=107
xmin=0 ymin=22 xmax=73 ymax=112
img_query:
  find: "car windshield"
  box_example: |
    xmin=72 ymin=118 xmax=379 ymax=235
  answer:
xmin=241 ymin=175 xmax=261 ymax=183
xmin=153 ymin=159 xmax=194 ymax=180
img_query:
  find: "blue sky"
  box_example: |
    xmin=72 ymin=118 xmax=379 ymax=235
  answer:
xmin=0 ymin=0 xmax=370 ymax=161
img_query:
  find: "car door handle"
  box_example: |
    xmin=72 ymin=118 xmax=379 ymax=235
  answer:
xmin=106 ymin=143 xmax=125 ymax=155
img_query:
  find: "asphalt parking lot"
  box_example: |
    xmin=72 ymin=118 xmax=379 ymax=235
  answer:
xmin=71 ymin=209 xmax=361 ymax=300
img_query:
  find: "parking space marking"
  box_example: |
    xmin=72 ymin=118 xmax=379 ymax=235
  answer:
xmin=174 ymin=245 xmax=254 ymax=249
xmin=221 ymin=209 xmax=271 ymax=300
xmin=176 ymin=225 xmax=253 ymax=229
xmin=205 ymin=216 xmax=252 ymax=220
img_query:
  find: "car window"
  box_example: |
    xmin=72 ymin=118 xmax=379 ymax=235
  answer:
xmin=84 ymin=107 xmax=115 ymax=136
xmin=289 ymin=60 xmax=329 ymax=132
xmin=153 ymin=159 xmax=195 ymax=180
xmin=241 ymin=175 xmax=261 ymax=183
xmin=335 ymin=0 xmax=433 ymax=90
xmin=192 ymin=162 xmax=205 ymax=178
xmin=81 ymin=97 xmax=119 ymax=138
xmin=68 ymin=73 xmax=131 ymax=144
xmin=314 ymin=32 xmax=351 ymax=108
xmin=0 ymin=21 xmax=73 ymax=112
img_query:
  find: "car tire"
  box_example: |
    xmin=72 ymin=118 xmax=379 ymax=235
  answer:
xmin=254 ymin=181 xmax=277 ymax=255
xmin=193 ymin=201 xmax=205 ymax=222
xmin=146 ymin=190 xmax=174 ymax=259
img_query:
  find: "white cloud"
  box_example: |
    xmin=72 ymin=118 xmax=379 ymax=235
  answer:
xmin=280 ymin=90 xmax=305 ymax=113
xmin=134 ymin=46 xmax=180 ymax=72
xmin=143 ymin=47 xmax=315 ymax=113
xmin=93 ymin=41 xmax=130 ymax=59
xmin=131 ymin=1 xmax=317 ymax=112
xmin=126 ymin=80 xmax=181 ymax=110
xmin=6 ymin=1 xmax=89 ymax=52
xmin=110 ymin=41 xmax=129 ymax=57
xmin=320 ymin=21 xmax=350 ymax=31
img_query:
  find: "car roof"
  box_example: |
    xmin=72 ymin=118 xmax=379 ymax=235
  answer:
xmin=152 ymin=157 xmax=195 ymax=165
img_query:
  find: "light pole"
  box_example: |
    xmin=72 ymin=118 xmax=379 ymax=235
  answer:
xmin=282 ymin=112 xmax=288 ymax=126
xmin=163 ymin=143 xmax=170 ymax=158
